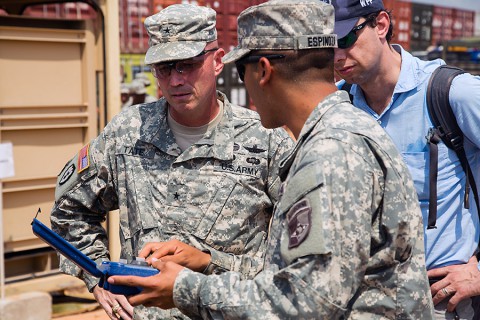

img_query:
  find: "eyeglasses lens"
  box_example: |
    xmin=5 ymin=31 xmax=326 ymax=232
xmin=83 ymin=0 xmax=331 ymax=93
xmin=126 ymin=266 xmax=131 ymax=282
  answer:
xmin=338 ymin=32 xmax=357 ymax=49
xmin=151 ymin=48 xmax=217 ymax=79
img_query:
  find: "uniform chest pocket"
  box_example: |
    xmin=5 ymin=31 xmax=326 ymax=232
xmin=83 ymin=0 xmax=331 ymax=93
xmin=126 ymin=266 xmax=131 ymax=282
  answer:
xmin=163 ymin=173 xmax=239 ymax=239
xmin=116 ymin=152 xmax=157 ymax=240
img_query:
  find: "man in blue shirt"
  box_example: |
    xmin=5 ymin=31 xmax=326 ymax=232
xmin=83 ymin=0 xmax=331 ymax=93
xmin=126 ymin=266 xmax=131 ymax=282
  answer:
xmin=332 ymin=0 xmax=480 ymax=319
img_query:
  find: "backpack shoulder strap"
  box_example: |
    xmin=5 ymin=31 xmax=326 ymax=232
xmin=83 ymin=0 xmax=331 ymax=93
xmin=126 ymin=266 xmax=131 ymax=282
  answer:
xmin=426 ymin=65 xmax=480 ymax=230
xmin=426 ymin=65 xmax=465 ymax=150
xmin=340 ymin=82 xmax=354 ymax=102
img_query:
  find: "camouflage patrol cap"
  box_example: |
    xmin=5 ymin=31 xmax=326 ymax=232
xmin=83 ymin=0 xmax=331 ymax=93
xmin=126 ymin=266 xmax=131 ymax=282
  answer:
xmin=222 ymin=0 xmax=336 ymax=64
xmin=332 ymin=0 xmax=385 ymax=38
xmin=120 ymin=82 xmax=130 ymax=94
xmin=134 ymin=72 xmax=151 ymax=87
xmin=130 ymin=80 xmax=146 ymax=95
xmin=144 ymin=4 xmax=217 ymax=65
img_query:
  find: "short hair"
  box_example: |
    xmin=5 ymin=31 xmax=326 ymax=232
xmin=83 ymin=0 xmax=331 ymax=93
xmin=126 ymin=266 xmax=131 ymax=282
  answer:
xmin=365 ymin=10 xmax=394 ymax=43
xmin=253 ymin=48 xmax=335 ymax=83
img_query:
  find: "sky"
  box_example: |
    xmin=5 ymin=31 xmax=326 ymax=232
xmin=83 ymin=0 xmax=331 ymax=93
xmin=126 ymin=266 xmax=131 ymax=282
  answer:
xmin=410 ymin=0 xmax=480 ymax=12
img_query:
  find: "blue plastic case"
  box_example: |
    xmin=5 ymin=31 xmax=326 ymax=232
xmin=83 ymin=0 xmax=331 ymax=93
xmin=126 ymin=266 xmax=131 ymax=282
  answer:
xmin=31 ymin=217 xmax=158 ymax=295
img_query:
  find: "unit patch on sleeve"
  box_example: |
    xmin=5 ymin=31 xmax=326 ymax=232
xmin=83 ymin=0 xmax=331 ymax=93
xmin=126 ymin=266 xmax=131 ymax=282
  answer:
xmin=287 ymin=198 xmax=312 ymax=249
xmin=77 ymin=144 xmax=90 ymax=173
xmin=59 ymin=163 xmax=75 ymax=185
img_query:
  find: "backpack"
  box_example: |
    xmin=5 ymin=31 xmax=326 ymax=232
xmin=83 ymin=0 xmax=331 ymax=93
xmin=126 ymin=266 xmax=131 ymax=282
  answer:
xmin=341 ymin=65 xmax=480 ymax=230
xmin=425 ymin=65 xmax=479 ymax=229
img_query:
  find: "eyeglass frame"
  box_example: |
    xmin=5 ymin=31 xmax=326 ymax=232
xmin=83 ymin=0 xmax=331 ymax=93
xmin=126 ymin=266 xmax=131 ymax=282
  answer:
xmin=337 ymin=14 xmax=378 ymax=49
xmin=235 ymin=54 xmax=286 ymax=82
xmin=150 ymin=48 xmax=218 ymax=79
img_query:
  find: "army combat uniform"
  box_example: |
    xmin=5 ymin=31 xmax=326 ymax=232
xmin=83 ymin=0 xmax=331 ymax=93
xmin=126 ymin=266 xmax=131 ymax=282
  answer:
xmin=172 ymin=92 xmax=434 ymax=319
xmin=50 ymin=91 xmax=293 ymax=319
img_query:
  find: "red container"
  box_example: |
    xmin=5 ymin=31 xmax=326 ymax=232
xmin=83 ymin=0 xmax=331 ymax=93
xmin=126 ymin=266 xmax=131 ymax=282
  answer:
xmin=431 ymin=6 xmax=454 ymax=45
xmin=216 ymin=14 xmax=238 ymax=31
xmin=387 ymin=0 xmax=412 ymax=50
xmin=204 ymin=0 xmax=249 ymax=15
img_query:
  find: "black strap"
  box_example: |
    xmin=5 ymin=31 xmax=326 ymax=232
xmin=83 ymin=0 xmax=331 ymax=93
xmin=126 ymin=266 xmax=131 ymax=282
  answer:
xmin=426 ymin=128 xmax=441 ymax=229
xmin=426 ymin=65 xmax=480 ymax=229
xmin=341 ymin=82 xmax=354 ymax=102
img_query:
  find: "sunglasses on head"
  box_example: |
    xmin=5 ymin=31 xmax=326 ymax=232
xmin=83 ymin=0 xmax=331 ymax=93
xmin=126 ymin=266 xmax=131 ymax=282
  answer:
xmin=338 ymin=16 xmax=376 ymax=49
xmin=235 ymin=54 xmax=286 ymax=82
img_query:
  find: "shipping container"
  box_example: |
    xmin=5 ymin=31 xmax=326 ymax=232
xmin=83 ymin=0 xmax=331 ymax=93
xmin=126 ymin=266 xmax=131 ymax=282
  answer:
xmin=432 ymin=6 xmax=454 ymax=45
xmin=384 ymin=0 xmax=412 ymax=50
xmin=410 ymin=3 xmax=433 ymax=51
xmin=452 ymin=9 xmax=475 ymax=39
xmin=0 ymin=0 xmax=122 ymax=298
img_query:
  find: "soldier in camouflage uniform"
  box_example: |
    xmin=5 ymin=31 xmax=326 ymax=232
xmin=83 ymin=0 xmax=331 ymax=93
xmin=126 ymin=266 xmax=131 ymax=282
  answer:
xmin=108 ymin=1 xmax=435 ymax=319
xmin=50 ymin=4 xmax=293 ymax=320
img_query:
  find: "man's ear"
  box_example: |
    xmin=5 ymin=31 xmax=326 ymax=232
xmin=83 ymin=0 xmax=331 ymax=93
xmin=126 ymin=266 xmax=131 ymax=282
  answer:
xmin=376 ymin=11 xmax=390 ymax=39
xmin=258 ymin=57 xmax=273 ymax=87
xmin=213 ymin=48 xmax=225 ymax=76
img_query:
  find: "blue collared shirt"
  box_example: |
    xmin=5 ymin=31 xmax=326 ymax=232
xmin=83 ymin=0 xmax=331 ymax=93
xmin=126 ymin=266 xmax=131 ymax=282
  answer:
xmin=338 ymin=45 xmax=480 ymax=270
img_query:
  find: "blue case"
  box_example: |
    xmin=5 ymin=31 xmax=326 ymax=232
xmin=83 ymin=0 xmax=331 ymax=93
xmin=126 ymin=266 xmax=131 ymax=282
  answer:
xmin=31 ymin=217 xmax=158 ymax=295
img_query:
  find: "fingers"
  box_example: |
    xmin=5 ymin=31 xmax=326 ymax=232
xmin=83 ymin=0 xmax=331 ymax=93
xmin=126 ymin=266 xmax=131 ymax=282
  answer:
xmin=93 ymin=285 xmax=134 ymax=320
xmin=427 ymin=266 xmax=450 ymax=279
xmin=117 ymin=295 xmax=134 ymax=318
xmin=151 ymin=257 xmax=167 ymax=270
xmin=432 ymin=285 xmax=455 ymax=306
xmin=108 ymin=274 xmax=151 ymax=288
xmin=138 ymin=242 xmax=162 ymax=258
xmin=147 ymin=243 xmax=180 ymax=263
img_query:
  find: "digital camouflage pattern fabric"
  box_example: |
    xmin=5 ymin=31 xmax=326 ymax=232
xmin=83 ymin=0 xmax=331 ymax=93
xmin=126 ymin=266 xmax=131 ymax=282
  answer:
xmin=173 ymin=91 xmax=434 ymax=319
xmin=144 ymin=4 xmax=217 ymax=65
xmin=222 ymin=0 xmax=337 ymax=64
xmin=50 ymin=91 xmax=293 ymax=319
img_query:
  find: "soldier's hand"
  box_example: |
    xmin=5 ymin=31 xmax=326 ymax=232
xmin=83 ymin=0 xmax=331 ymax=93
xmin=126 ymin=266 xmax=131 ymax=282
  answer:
xmin=428 ymin=255 xmax=480 ymax=312
xmin=139 ymin=240 xmax=211 ymax=272
xmin=92 ymin=284 xmax=134 ymax=320
xmin=108 ymin=259 xmax=183 ymax=310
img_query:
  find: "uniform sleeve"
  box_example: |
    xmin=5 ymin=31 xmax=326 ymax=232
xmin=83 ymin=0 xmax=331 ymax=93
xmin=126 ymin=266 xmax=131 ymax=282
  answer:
xmin=201 ymin=129 xmax=294 ymax=279
xmin=50 ymin=132 xmax=119 ymax=291
xmin=173 ymin=139 xmax=379 ymax=319
xmin=450 ymin=73 xmax=480 ymax=148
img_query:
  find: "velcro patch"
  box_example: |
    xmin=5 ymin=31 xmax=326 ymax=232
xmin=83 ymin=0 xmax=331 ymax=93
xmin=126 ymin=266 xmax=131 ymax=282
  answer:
xmin=77 ymin=144 xmax=90 ymax=173
xmin=287 ymin=198 xmax=312 ymax=248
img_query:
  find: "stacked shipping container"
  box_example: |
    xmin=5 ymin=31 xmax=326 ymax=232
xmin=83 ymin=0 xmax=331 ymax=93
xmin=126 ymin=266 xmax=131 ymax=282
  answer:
xmin=16 ymin=0 xmax=476 ymax=54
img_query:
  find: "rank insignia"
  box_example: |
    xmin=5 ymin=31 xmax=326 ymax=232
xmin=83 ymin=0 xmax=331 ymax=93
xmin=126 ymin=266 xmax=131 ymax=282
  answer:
xmin=287 ymin=198 xmax=312 ymax=249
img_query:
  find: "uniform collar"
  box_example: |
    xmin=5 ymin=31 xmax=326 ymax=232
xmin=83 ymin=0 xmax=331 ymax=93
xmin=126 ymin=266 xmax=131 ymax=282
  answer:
xmin=139 ymin=91 xmax=234 ymax=160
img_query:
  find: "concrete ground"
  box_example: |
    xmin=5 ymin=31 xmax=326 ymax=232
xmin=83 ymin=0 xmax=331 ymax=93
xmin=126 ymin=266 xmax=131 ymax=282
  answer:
xmin=54 ymin=308 xmax=109 ymax=320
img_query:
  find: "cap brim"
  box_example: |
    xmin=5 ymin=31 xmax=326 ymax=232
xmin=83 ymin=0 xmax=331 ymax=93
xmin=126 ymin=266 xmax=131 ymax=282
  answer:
xmin=145 ymin=42 xmax=207 ymax=65
xmin=222 ymin=47 xmax=252 ymax=64
xmin=334 ymin=17 xmax=360 ymax=39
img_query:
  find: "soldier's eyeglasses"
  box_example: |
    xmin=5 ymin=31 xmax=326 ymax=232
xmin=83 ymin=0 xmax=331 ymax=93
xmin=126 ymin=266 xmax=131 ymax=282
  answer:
xmin=235 ymin=54 xmax=286 ymax=82
xmin=150 ymin=48 xmax=218 ymax=79
xmin=337 ymin=17 xmax=375 ymax=49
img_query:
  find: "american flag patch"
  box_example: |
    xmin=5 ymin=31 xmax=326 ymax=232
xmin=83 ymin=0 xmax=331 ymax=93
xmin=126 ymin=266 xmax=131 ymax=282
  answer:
xmin=77 ymin=144 xmax=90 ymax=173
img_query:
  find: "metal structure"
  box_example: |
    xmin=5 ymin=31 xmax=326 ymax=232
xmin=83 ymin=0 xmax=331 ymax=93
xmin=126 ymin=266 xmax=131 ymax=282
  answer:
xmin=0 ymin=0 xmax=121 ymax=296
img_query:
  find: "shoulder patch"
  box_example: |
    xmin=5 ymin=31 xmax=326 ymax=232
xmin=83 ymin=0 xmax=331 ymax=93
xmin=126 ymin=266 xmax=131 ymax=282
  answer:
xmin=287 ymin=198 xmax=312 ymax=248
xmin=77 ymin=144 xmax=90 ymax=173
xmin=59 ymin=163 xmax=76 ymax=185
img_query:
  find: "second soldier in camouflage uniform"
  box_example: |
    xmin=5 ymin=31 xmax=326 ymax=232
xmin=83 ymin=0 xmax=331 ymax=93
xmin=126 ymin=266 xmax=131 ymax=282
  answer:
xmin=50 ymin=4 xmax=293 ymax=320
xmin=109 ymin=1 xmax=435 ymax=319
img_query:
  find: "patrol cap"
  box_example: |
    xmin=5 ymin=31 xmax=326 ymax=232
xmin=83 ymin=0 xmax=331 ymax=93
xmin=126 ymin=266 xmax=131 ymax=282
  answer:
xmin=130 ymin=80 xmax=146 ymax=95
xmin=332 ymin=0 xmax=385 ymax=38
xmin=120 ymin=82 xmax=130 ymax=94
xmin=222 ymin=0 xmax=336 ymax=64
xmin=144 ymin=4 xmax=217 ymax=65
xmin=134 ymin=72 xmax=151 ymax=87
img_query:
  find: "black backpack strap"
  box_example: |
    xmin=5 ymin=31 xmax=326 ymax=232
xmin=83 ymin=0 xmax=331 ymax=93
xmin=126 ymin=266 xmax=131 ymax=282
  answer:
xmin=426 ymin=65 xmax=480 ymax=230
xmin=340 ymin=82 xmax=354 ymax=102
